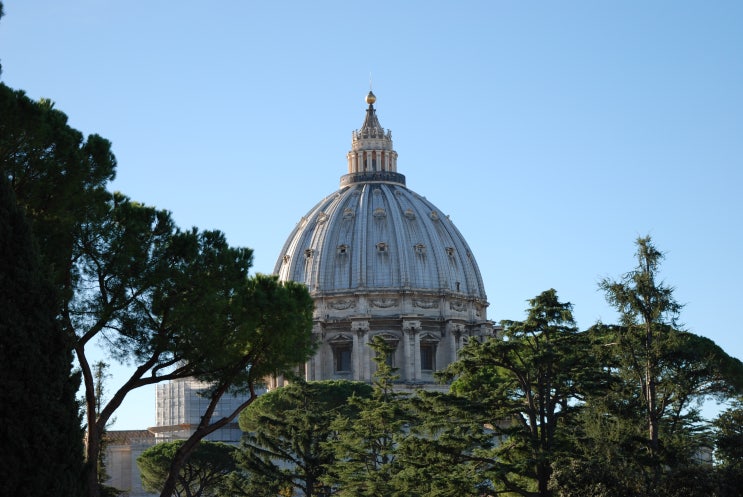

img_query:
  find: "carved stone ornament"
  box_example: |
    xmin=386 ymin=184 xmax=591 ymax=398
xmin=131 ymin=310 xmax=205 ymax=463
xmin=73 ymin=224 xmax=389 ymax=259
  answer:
xmin=373 ymin=207 xmax=387 ymax=218
xmin=370 ymin=298 xmax=398 ymax=308
xmin=449 ymin=300 xmax=467 ymax=312
xmin=376 ymin=332 xmax=400 ymax=347
xmin=446 ymin=322 xmax=465 ymax=334
xmin=351 ymin=320 xmax=370 ymax=332
xmin=413 ymin=298 xmax=439 ymax=309
xmin=402 ymin=320 xmax=422 ymax=332
xmin=329 ymin=299 xmax=356 ymax=310
xmin=329 ymin=333 xmax=353 ymax=344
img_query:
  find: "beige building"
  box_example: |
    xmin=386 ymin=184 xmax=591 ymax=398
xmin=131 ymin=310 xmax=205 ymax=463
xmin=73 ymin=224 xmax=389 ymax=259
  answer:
xmin=104 ymin=430 xmax=156 ymax=497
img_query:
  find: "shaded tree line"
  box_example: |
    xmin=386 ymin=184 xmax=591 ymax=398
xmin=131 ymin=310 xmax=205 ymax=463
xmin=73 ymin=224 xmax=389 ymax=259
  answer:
xmin=138 ymin=237 xmax=743 ymax=497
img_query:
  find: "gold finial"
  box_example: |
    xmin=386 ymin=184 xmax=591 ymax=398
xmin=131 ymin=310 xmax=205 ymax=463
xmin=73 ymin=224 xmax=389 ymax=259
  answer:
xmin=366 ymin=90 xmax=376 ymax=105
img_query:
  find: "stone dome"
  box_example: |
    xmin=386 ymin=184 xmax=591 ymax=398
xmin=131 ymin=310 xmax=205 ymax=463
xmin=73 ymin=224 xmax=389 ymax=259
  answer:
xmin=273 ymin=93 xmax=492 ymax=388
xmin=274 ymin=183 xmax=487 ymax=300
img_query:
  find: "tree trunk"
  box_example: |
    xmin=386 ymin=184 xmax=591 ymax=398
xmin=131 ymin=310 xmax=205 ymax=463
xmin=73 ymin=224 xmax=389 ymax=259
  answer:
xmin=159 ymin=381 xmax=257 ymax=497
xmin=78 ymin=344 xmax=101 ymax=497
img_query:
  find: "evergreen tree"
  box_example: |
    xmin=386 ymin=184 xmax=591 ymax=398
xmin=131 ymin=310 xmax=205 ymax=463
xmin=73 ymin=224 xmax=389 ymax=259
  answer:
xmin=598 ymin=237 xmax=743 ymax=474
xmin=394 ymin=390 xmax=493 ymax=496
xmin=325 ymin=336 xmax=410 ymax=497
xmin=235 ymin=380 xmax=373 ymax=497
xmin=551 ymin=237 xmax=743 ymax=496
xmin=442 ymin=289 xmax=596 ymax=497
xmin=714 ymin=399 xmax=743 ymax=469
xmin=599 ymin=236 xmax=683 ymax=461
xmin=0 ymin=175 xmax=85 ymax=496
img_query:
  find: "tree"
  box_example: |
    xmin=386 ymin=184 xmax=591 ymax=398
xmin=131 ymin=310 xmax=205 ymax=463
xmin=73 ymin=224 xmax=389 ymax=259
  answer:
xmin=2 ymin=83 xmax=316 ymax=496
xmin=709 ymin=400 xmax=743 ymax=496
xmin=599 ymin=236 xmax=683 ymax=461
xmin=599 ymin=237 xmax=743 ymax=467
xmin=324 ymin=336 xmax=411 ymax=497
xmin=714 ymin=400 xmax=743 ymax=468
xmin=551 ymin=237 xmax=743 ymax=496
xmin=138 ymin=440 xmax=237 ymax=497
xmin=235 ymin=380 xmax=373 ymax=497
xmin=0 ymin=175 xmax=85 ymax=496
xmin=442 ymin=289 xmax=596 ymax=497
xmin=393 ymin=390 xmax=494 ymax=497
xmin=2 ymin=83 xmax=114 ymax=495
xmin=550 ymin=330 xmax=743 ymax=496
xmin=1 ymin=83 xmax=117 ymax=302
xmin=93 ymin=361 xmax=121 ymax=496
xmin=156 ymin=273 xmax=316 ymax=497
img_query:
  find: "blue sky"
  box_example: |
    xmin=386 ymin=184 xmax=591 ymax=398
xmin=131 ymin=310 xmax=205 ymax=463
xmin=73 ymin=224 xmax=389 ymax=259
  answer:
xmin=2 ymin=1 xmax=741 ymax=430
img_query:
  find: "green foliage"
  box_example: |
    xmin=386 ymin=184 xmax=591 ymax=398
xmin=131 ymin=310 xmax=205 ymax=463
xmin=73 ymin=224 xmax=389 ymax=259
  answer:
xmin=714 ymin=400 xmax=743 ymax=468
xmin=234 ymin=380 xmax=372 ymax=497
xmin=1 ymin=83 xmax=116 ymax=305
xmin=549 ymin=237 xmax=743 ymax=496
xmin=394 ymin=390 xmax=495 ymax=496
xmin=137 ymin=441 xmax=237 ymax=497
xmin=596 ymin=238 xmax=743 ymax=468
xmin=443 ymin=289 xmax=594 ymax=496
xmin=325 ymin=336 xmax=411 ymax=497
xmin=598 ymin=236 xmax=682 ymax=459
xmin=0 ymin=176 xmax=85 ymax=496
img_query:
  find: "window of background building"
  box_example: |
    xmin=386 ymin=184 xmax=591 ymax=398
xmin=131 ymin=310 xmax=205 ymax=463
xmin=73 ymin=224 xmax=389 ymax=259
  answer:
xmin=334 ymin=346 xmax=352 ymax=373
xmin=420 ymin=343 xmax=436 ymax=371
xmin=385 ymin=350 xmax=395 ymax=367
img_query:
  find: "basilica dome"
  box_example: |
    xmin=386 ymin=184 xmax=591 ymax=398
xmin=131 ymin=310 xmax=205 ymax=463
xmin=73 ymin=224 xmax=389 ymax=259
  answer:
xmin=274 ymin=92 xmax=492 ymax=387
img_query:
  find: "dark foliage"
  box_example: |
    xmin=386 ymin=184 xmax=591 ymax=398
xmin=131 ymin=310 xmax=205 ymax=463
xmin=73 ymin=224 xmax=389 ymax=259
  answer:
xmin=0 ymin=176 xmax=85 ymax=496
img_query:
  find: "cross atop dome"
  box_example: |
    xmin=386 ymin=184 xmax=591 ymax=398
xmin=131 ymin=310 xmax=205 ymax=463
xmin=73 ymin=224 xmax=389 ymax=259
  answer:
xmin=358 ymin=90 xmax=385 ymax=138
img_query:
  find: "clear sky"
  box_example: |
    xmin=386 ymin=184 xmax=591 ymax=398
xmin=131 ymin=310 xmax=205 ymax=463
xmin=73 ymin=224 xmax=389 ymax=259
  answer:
xmin=2 ymin=1 xmax=741 ymax=430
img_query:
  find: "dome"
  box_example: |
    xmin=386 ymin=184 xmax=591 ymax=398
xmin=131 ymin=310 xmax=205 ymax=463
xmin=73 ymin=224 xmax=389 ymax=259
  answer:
xmin=274 ymin=183 xmax=487 ymax=300
xmin=273 ymin=93 xmax=492 ymax=388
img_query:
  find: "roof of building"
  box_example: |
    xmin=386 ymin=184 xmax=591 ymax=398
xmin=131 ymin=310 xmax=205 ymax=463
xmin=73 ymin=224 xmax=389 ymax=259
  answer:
xmin=104 ymin=430 xmax=155 ymax=445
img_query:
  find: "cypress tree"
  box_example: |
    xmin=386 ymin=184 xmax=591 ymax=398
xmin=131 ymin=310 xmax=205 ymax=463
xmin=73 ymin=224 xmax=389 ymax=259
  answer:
xmin=0 ymin=176 xmax=85 ymax=496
